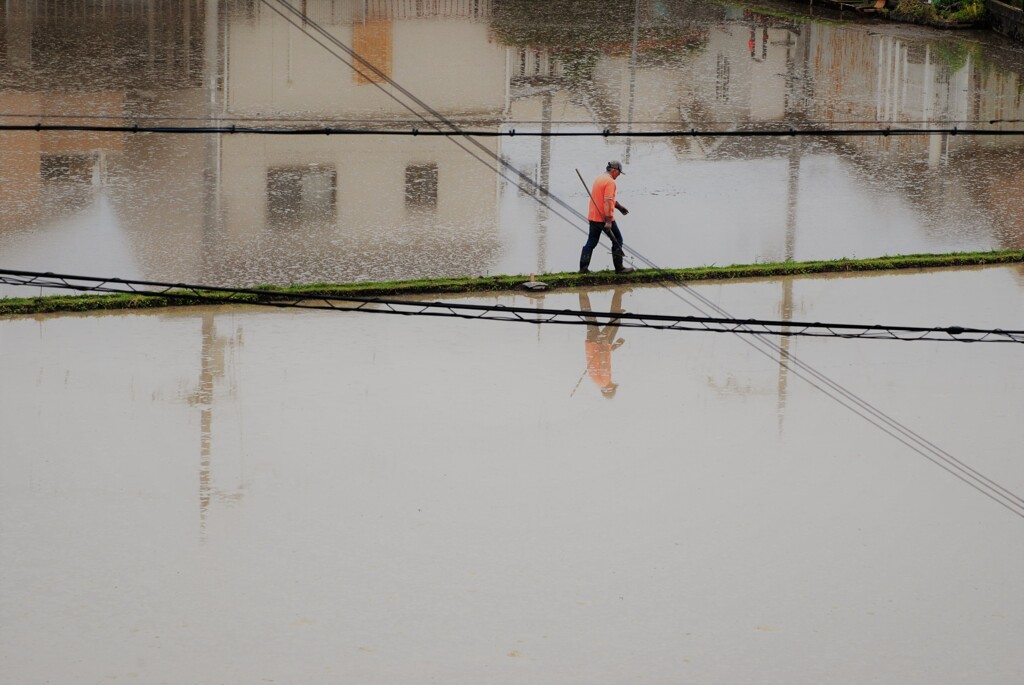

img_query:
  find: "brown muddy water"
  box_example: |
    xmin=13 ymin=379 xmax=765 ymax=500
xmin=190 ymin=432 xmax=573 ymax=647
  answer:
xmin=2 ymin=1 xmax=1023 ymax=681
xmin=2 ymin=267 xmax=1023 ymax=683
xmin=2 ymin=0 xmax=1024 ymax=297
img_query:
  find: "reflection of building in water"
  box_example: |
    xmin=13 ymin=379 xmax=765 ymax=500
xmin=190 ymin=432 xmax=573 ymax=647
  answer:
xmin=227 ymin=0 xmax=499 ymax=117
xmin=2 ymin=0 xmax=1023 ymax=283
xmin=504 ymin=8 xmax=1023 ymax=172
xmin=216 ymin=0 xmax=505 ymax=282
xmin=801 ymin=27 xmax=1024 ymax=155
xmin=0 ymin=1 xmax=214 ymax=273
xmin=187 ymin=311 xmax=245 ymax=540
xmin=0 ymin=0 xmax=508 ymax=284
xmin=0 ymin=92 xmax=125 ymax=227
xmin=526 ymin=7 xmax=1023 ymax=251
xmin=795 ymin=25 xmax=1024 ymax=248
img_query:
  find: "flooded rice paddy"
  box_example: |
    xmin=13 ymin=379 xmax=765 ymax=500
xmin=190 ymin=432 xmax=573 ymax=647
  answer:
xmin=2 ymin=268 xmax=1023 ymax=683
xmin=2 ymin=0 xmax=1024 ymax=682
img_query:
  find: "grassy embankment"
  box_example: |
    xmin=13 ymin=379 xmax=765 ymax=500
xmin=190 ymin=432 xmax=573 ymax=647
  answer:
xmin=891 ymin=0 xmax=987 ymax=25
xmin=740 ymin=0 xmax=992 ymax=25
xmin=2 ymin=250 xmax=1022 ymax=317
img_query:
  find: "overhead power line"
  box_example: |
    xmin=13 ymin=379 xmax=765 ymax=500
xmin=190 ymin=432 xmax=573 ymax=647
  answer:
xmin=1 ymin=123 xmax=1022 ymax=138
xmin=2 ymin=269 xmax=1022 ymax=344
xmin=2 ymin=111 xmax=1021 ymax=127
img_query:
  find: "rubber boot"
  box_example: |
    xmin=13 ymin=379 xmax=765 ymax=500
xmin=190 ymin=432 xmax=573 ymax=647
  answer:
xmin=612 ymin=245 xmax=634 ymax=274
xmin=579 ymin=247 xmax=593 ymax=274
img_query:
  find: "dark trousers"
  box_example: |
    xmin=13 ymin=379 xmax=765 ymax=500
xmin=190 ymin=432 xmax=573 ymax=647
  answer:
xmin=580 ymin=220 xmax=625 ymax=271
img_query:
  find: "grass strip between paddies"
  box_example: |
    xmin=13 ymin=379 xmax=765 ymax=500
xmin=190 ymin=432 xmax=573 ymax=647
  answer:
xmin=1 ymin=249 xmax=1022 ymax=317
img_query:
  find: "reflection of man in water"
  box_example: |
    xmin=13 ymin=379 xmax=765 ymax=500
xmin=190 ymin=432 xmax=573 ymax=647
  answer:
xmin=580 ymin=287 xmax=627 ymax=398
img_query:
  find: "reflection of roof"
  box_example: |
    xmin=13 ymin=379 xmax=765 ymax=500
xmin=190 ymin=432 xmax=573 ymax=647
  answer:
xmin=668 ymin=132 xmax=798 ymax=161
xmin=596 ymin=30 xmax=711 ymax=57
xmin=500 ymin=29 xmax=710 ymax=55
xmin=0 ymin=7 xmax=203 ymax=92
xmin=740 ymin=8 xmax=806 ymax=29
xmin=491 ymin=0 xmax=725 ymax=51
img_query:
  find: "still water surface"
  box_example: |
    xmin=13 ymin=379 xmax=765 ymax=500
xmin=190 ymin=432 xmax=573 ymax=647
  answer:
xmin=1 ymin=0 xmax=1023 ymax=294
xmin=2 ymin=2 xmax=1023 ymax=682
xmin=2 ymin=267 xmax=1022 ymax=683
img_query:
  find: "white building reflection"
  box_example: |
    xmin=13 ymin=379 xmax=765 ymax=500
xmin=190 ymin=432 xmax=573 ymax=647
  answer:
xmin=1 ymin=0 xmax=1022 ymax=291
xmin=214 ymin=0 xmax=507 ymax=282
xmin=500 ymin=2 xmax=1024 ymax=271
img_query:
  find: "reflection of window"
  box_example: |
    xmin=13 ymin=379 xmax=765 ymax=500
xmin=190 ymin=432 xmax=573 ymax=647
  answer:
xmin=405 ymin=163 xmax=438 ymax=209
xmin=38 ymin=153 xmax=94 ymax=214
xmin=516 ymin=164 xmax=538 ymax=197
xmin=40 ymin=154 xmax=93 ymax=183
xmin=266 ymin=165 xmax=337 ymax=225
xmin=716 ymin=53 xmax=730 ymax=101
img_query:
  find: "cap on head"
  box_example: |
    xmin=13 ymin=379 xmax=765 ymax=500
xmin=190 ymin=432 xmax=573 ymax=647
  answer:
xmin=606 ymin=160 xmax=624 ymax=174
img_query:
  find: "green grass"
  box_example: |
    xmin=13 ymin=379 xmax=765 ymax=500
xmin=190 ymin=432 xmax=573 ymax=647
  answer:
xmin=2 ymin=249 xmax=1022 ymax=317
xmin=892 ymin=0 xmax=986 ymax=25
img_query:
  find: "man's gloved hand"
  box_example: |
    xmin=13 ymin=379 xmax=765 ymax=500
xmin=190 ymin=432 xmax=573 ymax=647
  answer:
xmin=604 ymin=219 xmax=613 ymax=230
xmin=618 ymin=205 xmax=629 ymax=215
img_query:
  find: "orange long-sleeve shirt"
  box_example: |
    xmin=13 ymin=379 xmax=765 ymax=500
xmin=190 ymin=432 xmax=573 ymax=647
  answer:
xmin=587 ymin=172 xmax=616 ymax=222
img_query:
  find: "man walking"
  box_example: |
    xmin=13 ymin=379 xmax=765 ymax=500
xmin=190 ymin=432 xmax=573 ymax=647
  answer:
xmin=580 ymin=160 xmax=634 ymax=275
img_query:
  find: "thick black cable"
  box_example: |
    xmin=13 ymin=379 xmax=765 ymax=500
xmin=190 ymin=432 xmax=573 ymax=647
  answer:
xmin=2 ymin=111 xmax=1021 ymax=128
xmin=2 ymin=123 xmax=1022 ymax=137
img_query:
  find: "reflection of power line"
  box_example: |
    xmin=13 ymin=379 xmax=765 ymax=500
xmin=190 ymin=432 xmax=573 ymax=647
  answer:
xmin=188 ymin=311 xmax=244 ymax=542
xmin=536 ymin=91 xmax=552 ymax=273
xmin=623 ymin=0 xmax=641 ymax=164
xmin=776 ymin=137 xmax=803 ymax=433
